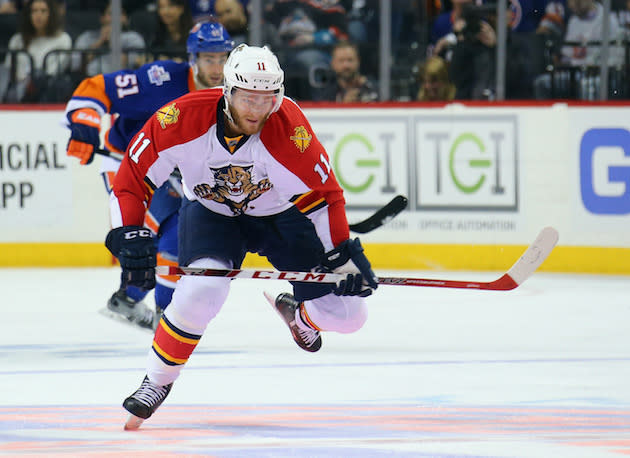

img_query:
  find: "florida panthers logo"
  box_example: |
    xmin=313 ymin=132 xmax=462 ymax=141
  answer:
xmin=193 ymin=164 xmax=272 ymax=215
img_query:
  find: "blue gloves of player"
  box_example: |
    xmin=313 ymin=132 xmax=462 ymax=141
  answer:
xmin=66 ymin=108 xmax=101 ymax=165
xmin=319 ymin=238 xmax=378 ymax=297
xmin=105 ymin=226 xmax=157 ymax=290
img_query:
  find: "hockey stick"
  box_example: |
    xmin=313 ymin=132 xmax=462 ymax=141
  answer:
xmin=95 ymin=149 xmax=406 ymax=234
xmin=96 ymin=148 xmax=124 ymax=161
xmin=348 ymin=195 xmax=408 ymax=233
xmin=156 ymin=226 xmax=559 ymax=291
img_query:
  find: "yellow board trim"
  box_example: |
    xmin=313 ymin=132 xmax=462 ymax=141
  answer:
xmin=0 ymin=243 xmax=114 ymax=267
xmin=1 ymin=243 xmax=629 ymax=274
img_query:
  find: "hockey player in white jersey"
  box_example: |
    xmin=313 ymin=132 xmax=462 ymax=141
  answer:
xmin=104 ymin=44 xmax=378 ymax=429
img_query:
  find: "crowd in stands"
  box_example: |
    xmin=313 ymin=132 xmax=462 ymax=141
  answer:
xmin=0 ymin=0 xmax=629 ymax=103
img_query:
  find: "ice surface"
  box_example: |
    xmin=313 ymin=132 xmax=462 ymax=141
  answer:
xmin=1 ymin=267 xmax=629 ymax=457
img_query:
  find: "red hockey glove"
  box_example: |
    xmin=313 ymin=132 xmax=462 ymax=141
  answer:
xmin=66 ymin=108 xmax=101 ymax=165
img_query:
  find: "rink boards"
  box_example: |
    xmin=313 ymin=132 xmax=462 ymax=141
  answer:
xmin=1 ymin=102 xmax=629 ymax=273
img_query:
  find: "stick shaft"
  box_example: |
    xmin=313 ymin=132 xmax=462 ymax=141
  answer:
xmin=155 ymin=227 xmax=558 ymax=291
xmin=156 ymin=265 xmax=520 ymax=290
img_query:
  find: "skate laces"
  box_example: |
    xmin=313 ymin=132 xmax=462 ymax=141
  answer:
xmin=294 ymin=310 xmax=319 ymax=346
xmin=133 ymin=378 xmax=169 ymax=407
xmin=296 ymin=324 xmax=319 ymax=346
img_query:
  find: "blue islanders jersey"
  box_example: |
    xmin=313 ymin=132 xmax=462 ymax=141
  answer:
xmin=509 ymin=0 xmax=565 ymax=34
xmin=65 ymin=60 xmax=195 ymax=153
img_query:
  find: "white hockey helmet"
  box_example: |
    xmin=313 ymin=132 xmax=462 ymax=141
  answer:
xmin=223 ymin=44 xmax=285 ymax=114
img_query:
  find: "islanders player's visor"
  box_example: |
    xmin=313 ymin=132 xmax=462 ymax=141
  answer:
xmin=231 ymin=88 xmax=277 ymax=114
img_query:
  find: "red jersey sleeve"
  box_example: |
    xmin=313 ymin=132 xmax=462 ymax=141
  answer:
xmin=260 ymin=99 xmax=349 ymax=245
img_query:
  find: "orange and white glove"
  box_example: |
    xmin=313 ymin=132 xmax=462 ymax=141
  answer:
xmin=66 ymin=108 xmax=101 ymax=165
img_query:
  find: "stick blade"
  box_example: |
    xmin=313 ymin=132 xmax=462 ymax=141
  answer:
xmin=349 ymin=195 xmax=408 ymax=233
xmin=263 ymin=291 xmax=275 ymax=306
xmin=505 ymin=226 xmax=559 ymax=286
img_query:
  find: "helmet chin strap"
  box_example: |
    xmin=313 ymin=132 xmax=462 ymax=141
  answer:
xmin=223 ymin=96 xmax=236 ymax=126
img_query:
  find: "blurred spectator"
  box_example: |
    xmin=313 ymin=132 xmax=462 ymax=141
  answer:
xmin=151 ymin=0 xmax=193 ymax=61
xmin=430 ymin=0 xmax=472 ymax=60
xmin=214 ymin=0 xmax=280 ymax=48
xmin=508 ymin=0 xmax=565 ymax=35
xmin=265 ymin=0 xmax=349 ymax=100
xmin=188 ymin=0 xmax=213 ymax=22
xmin=3 ymin=0 xmax=71 ymax=101
xmin=0 ymin=5 xmax=18 ymax=59
xmin=618 ymin=0 xmax=630 ymax=36
xmin=186 ymin=0 xmax=247 ymax=23
xmin=0 ymin=0 xmax=20 ymax=14
xmin=416 ymin=55 xmax=455 ymax=101
xmin=560 ymin=0 xmax=624 ymax=67
xmin=313 ymin=40 xmax=378 ymax=102
xmin=449 ymin=4 xmax=539 ymax=99
xmin=508 ymin=0 xmax=565 ymax=85
xmin=534 ymin=0 xmax=624 ymax=98
xmin=345 ymin=0 xmax=373 ymax=44
xmin=448 ymin=6 xmax=496 ymax=99
xmin=269 ymin=0 xmax=348 ymax=47
xmin=72 ymin=2 xmax=145 ymax=76
xmin=344 ymin=0 xmax=417 ymax=46
xmin=214 ymin=0 xmax=246 ymax=44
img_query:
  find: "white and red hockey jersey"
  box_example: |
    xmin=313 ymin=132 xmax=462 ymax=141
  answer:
xmin=110 ymin=87 xmax=350 ymax=249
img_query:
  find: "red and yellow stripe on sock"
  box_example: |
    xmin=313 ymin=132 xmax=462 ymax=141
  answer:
xmin=299 ymin=303 xmax=321 ymax=331
xmin=152 ymin=315 xmax=201 ymax=366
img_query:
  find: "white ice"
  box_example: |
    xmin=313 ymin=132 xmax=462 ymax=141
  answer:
xmin=1 ymin=267 xmax=629 ymax=457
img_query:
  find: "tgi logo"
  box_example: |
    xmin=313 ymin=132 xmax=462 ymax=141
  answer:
xmin=580 ymin=128 xmax=630 ymax=215
xmin=314 ymin=117 xmax=408 ymax=209
xmin=416 ymin=116 xmax=518 ymax=211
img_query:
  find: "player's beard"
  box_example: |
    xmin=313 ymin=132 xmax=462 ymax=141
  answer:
xmin=195 ymin=71 xmax=223 ymax=89
xmin=337 ymin=69 xmax=359 ymax=84
xmin=228 ymin=107 xmax=270 ymax=136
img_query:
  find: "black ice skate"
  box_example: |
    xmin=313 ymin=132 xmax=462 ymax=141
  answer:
xmin=264 ymin=292 xmax=322 ymax=352
xmin=123 ymin=375 xmax=173 ymax=430
xmin=101 ymin=289 xmax=156 ymax=331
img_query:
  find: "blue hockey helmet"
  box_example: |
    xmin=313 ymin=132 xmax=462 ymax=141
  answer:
xmin=187 ymin=19 xmax=235 ymax=66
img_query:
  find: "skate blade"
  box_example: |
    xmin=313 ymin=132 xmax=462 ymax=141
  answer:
xmin=263 ymin=291 xmax=275 ymax=307
xmin=98 ymin=307 xmax=154 ymax=333
xmin=124 ymin=414 xmax=145 ymax=430
xmin=264 ymin=291 xmax=292 ymax=325
xmin=263 ymin=291 xmax=281 ymax=317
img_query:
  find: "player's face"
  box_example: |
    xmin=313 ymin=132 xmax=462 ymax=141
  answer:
xmin=30 ymin=0 xmax=50 ymax=33
xmin=228 ymin=88 xmax=276 ymax=136
xmin=195 ymin=52 xmax=229 ymax=88
xmin=567 ymin=0 xmax=592 ymax=17
xmin=331 ymin=46 xmax=360 ymax=82
xmin=157 ymin=0 xmax=184 ymax=26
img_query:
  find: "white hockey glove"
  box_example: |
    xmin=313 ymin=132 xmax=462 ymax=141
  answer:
xmin=318 ymin=238 xmax=378 ymax=297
